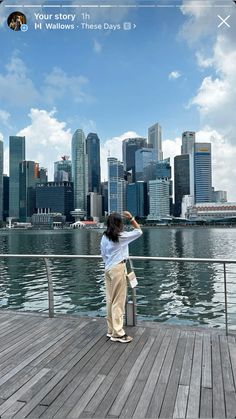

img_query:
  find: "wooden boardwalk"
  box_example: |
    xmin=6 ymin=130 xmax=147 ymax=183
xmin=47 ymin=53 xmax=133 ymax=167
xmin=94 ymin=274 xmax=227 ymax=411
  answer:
xmin=0 ymin=312 xmax=236 ymax=418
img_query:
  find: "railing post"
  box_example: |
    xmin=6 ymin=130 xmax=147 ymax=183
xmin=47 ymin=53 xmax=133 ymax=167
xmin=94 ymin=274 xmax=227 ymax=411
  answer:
xmin=125 ymin=259 xmax=137 ymax=326
xmin=223 ymin=262 xmax=228 ymax=336
xmin=44 ymin=258 xmax=54 ymax=318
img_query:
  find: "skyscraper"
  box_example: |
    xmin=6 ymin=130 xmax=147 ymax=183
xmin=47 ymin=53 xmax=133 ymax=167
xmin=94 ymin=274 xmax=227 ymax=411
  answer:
xmin=148 ymin=179 xmax=170 ymax=220
xmin=86 ymin=133 xmax=101 ymax=193
xmin=9 ymin=136 xmax=25 ymax=219
xmin=122 ymin=137 xmax=147 ymax=181
xmin=54 ymin=156 xmax=72 ymax=183
xmin=0 ymin=140 xmax=3 ymax=221
xmin=19 ymin=161 xmax=39 ymax=221
xmin=127 ymin=182 xmax=148 ymax=218
xmin=108 ymin=157 xmax=125 ymax=213
xmin=182 ymin=131 xmax=195 ymax=197
xmin=148 ymin=123 xmax=163 ymax=161
xmin=194 ymin=143 xmax=212 ymax=203
xmin=3 ymin=175 xmax=9 ymax=221
xmin=181 ymin=131 xmax=195 ymax=155
xmin=135 ymin=148 xmax=156 ymax=181
xmin=174 ymin=154 xmax=190 ymax=217
xmin=71 ymin=129 xmax=88 ymax=212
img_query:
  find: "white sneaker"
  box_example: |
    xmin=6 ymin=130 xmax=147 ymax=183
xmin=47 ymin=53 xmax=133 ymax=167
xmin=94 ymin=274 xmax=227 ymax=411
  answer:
xmin=110 ymin=334 xmax=133 ymax=343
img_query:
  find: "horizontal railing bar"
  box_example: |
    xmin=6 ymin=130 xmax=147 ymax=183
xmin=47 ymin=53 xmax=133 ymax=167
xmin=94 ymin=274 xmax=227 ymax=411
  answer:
xmin=0 ymin=254 xmax=236 ymax=264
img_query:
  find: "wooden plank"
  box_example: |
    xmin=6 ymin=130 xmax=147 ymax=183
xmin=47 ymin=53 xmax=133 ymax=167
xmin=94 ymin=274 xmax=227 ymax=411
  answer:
xmin=132 ymin=331 xmax=178 ymax=419
xmin=200 ymin=387 xmax=212 ymax=418
xmin=109 ymin=337 xmax=155 ymax=416
xmin=219 ymin=335 xmax=235 ymax=392
xmin=92 ymin=330 xmax=149 ymax=418
xmin=29 ymin=320 xmax=92 ymax=368
xmin=179 ymin=332 xmax=195 ymax=385
xmin=42 ymin=339 xmax=115 ymax=418
xmin=60 ymin=374 xmax=105 ymax=418
xmin=1 ymin=400 xmax=25 ymax=417
xmin=81 ymin=328 xmax=146 ymax=417
xmin=211 ymin=334 xmax=226 ymax=419
xmin=159 ymin=334 xmax=187 ymax=418
xmin=186 ymin=333 xmax=203 ymax=418
xmin=202 ymin=333 xmax=212 ymax=389
xmin=173 ymin=385 xmax=189 ymax=419
xmin=0 ymin=368 xmax=50 ymax=416
xmin=0 ymin=366 xmax=38 ymax=399
xmin=146 ymin=331 xmax=182 ymax=418
xmin=40 ymin=335 xmax=114 ymax=417
xmin=0 ymin=328 xmax=74 ymax=387
xmin=224 ymin=391 xmax=236 ymax=419
xmin=13 ymin=370 xmax=68 ymax=418
xmin=119 ymin=328 xmax=167 ymax=418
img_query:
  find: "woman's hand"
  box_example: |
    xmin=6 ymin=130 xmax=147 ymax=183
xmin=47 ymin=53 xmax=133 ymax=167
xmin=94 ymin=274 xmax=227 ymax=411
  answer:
xmin=123 ymin=211 xmax=132 ymax=220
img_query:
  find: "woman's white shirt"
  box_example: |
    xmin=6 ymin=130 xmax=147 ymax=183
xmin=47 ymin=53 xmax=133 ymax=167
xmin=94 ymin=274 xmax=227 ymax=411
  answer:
xmin=100 ymin=228 xmax=142 ymax=271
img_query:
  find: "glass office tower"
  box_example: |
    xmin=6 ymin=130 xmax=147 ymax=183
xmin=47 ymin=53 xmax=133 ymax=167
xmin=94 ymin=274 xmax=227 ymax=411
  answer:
xmin=9 ymin=136 xmax=25 ymax=219
xmin=194 ymin=143 xmax=212 ymax=203
xmin=86 ymin=133 xmax=101 ymax=193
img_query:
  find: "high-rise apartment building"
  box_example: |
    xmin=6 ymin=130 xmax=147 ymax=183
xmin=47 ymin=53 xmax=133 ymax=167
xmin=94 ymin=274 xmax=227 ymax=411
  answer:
xmin=71 ymin=129 xmax=88 ymax=212
xmin=148 ymin=123 xmax=163 ymax=161
xmin=19 ymin=161 xmax=39 ymax=221
xmin=86 ymin=133 xmax=101 ymax=193
xmin=0 ymin=140 xmax=3 ymax=221
xmin=122 ymin=137 xmax=147 ymax=181
xmin=108 ymin=157 xmax=125 ymax=213
xmin=194 ymin=143 xmax=212 ymax=203
xmin=9 ymin=136 xmax=25 ymax=219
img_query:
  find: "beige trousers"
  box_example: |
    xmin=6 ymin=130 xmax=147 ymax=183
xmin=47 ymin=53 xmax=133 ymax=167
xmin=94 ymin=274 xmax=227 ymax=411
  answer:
xmin=105 ymin=262 xmax=127 ymax=337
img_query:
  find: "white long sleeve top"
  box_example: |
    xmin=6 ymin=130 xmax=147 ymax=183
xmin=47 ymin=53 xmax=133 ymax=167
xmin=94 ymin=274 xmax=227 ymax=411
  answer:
xmin=100 ymin=228 xmax=143 ymax=271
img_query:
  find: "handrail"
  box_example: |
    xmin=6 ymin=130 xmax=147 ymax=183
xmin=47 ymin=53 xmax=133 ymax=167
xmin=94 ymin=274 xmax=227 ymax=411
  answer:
xmin=0 ymin=253 xmax=235 ymax=335
xmin=0 ymin=254 xmax=236 ymax=264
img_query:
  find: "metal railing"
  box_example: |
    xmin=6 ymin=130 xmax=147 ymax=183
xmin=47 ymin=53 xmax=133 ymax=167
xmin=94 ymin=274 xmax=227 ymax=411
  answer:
xmin=0 ymin=254 xmax=236 ymax=335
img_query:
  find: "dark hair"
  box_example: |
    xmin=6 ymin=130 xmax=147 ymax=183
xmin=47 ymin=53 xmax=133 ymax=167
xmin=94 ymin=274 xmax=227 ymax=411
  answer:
xmin=104 ymin=213 xmax=123 ymax=242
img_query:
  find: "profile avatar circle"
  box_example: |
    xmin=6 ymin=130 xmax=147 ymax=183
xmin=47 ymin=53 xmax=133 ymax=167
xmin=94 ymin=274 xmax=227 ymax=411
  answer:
xmin=7 ymin=12 xmax=28 ymax=31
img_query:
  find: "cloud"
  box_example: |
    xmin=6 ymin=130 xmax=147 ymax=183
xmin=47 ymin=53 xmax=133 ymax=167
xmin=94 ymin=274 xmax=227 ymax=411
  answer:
xmin=93 ymin=40 xmax=102 ymax=54
xmin=100 ymin=131 xmax=140 ymax=181
xmin=0 ymin=53 xmax=93 ymax=109
xmin=44 ymin=67 xmax=94 ymax=105
xmin=0 ymin=53 xmax=39 ymax=107
xmin=168 ymin=71 xmax=181 ymax=80
xmin=17 ymin=108 xmax=72 ymax=180
xmin=0 ymin=109 xmax=11 ymax=128
xmin=179 ymin=1 xmax=236 ymax=200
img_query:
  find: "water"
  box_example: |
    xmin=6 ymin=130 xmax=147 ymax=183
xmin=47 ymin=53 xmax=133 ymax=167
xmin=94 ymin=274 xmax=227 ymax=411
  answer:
xmin=0 ymin=227 xmax=236 ymax=329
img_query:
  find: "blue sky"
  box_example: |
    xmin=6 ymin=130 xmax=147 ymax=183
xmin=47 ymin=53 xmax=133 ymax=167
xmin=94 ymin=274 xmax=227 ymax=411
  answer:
xmin=0 ymin=0 xmax=236 ymax=199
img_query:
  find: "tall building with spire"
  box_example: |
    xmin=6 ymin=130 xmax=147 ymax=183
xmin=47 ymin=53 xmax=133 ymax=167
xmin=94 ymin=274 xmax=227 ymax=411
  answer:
xmin=71 ymin=129 xmax=88 ymax=212
xmin=9 ymin=136 xmax=25 ymax=219
xmin=148 ymin=122 xmax=163 ymax=161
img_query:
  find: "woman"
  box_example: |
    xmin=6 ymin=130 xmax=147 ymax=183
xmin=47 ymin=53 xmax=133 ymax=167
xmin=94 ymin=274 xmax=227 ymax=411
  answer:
xmin=101 ymin=211 xmax=142 ymax=343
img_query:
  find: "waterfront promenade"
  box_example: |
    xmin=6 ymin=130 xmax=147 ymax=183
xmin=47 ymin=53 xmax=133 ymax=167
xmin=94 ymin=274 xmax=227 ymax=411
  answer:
xmin=0 ymin=311 xmax=236 ymax=418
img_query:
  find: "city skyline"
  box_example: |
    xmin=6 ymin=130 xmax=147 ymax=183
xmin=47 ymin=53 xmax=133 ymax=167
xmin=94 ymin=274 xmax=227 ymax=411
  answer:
xmin=0 ymin=1 xmax=236 ymax=199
